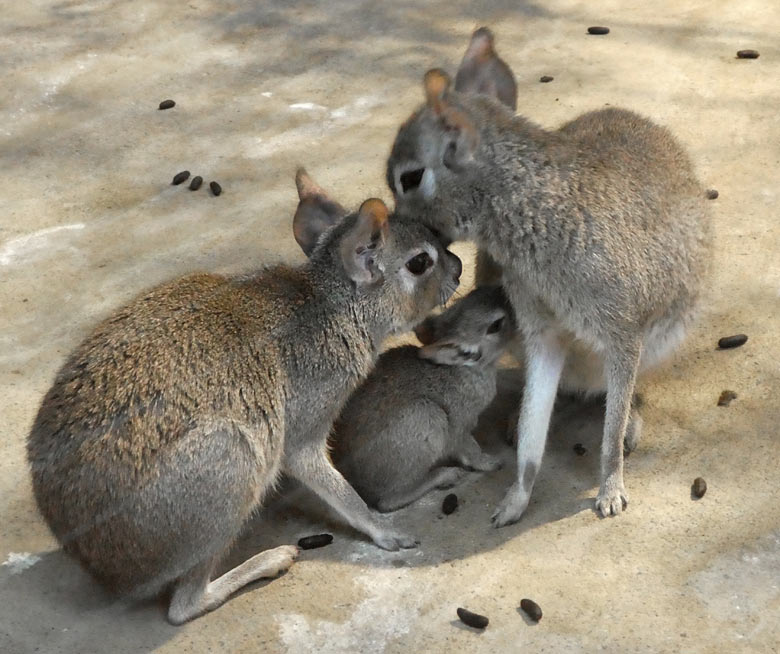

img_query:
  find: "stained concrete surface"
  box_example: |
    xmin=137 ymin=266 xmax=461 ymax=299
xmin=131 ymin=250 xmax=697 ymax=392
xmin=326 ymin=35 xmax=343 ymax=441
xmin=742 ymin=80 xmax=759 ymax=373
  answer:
xmin=1 ymin=1 xmax=779 ymax=652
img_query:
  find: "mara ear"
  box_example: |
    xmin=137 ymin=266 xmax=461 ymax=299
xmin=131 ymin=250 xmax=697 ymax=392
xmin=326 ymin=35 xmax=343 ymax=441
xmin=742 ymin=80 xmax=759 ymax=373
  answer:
xmin=423 ymin=69 xmax=480 ymax=167
xmin=424 ymin=68 xmax=452 ymax=115
xmin=413 ymin=317 xmax=436 ymax=345
xmin=460 ymin=27 xmax=496 ymax=65
xmin=293 ymin=167 xmax=349 ymax=257
xmin=455 ymin=27 xmax=518 ymax=111
xmin=339 ymin=198 xmax=389 ymax=284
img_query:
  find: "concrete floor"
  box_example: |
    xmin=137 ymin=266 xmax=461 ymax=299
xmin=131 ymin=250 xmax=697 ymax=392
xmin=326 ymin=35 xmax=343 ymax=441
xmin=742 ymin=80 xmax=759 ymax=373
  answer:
xmin=2 ymin=1 xmax=779 ymax=652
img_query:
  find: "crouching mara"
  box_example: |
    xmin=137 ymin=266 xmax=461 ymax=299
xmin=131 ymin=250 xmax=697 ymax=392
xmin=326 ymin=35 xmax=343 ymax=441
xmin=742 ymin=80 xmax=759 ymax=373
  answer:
xmin=27 ymin=179 xmax=461 ymax=624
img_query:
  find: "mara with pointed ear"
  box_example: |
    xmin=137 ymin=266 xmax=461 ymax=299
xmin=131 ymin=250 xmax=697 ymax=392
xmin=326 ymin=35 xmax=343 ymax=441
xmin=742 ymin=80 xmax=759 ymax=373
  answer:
xmin=339 ymin=198 xmax=389 ymax=284
xmin=455 ymin=27 xmax=518 ymax=111
xmin=388 ymin=43 xmax=713 ymax=529
xmin=293 ymin=167 xmax=349 ymax=256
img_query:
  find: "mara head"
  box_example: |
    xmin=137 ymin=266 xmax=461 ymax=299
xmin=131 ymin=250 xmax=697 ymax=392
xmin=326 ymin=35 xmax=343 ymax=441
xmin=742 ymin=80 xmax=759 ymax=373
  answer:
xmin=386 ymin=67 xmax=513 ymax=244
xmin=414 ymin=285 xmax=515 ymax=367
xmin=293 ymin=167 xmax=462 ymax=334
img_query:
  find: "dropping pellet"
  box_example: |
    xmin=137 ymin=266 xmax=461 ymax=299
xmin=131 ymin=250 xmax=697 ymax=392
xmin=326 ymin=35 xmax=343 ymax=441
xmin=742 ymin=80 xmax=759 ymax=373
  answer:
xmin=520 ymin=598 xmax=543 ymax=622
xmin=442 ymin=493 xmax=458 ymax=515
xmin=457 ymin=607 xmax=489 ymax=629
xmin=172 ymin=171 xmax=190 ymax=185
xmin=718 ymin=334 xmax=748 ymax=349
xmin=297 ymin=534 xmax=333 ymax=550
xmin=717 ymin=390 xmax=737 ymax=407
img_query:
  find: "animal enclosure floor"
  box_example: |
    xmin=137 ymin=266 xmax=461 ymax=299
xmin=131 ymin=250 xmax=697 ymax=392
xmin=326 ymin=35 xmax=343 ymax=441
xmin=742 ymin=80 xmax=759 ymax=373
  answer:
xmin=1 ymin=1 xmax=779 ymax=652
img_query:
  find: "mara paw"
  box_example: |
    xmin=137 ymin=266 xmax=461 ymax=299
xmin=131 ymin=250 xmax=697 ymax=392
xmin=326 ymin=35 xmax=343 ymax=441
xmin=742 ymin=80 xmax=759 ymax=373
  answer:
xmin=595 ymin=481 xmax=629 ymax=517
xmin=490 ymin=483 xmax=530 ymax=528
xmin=371 ymin=529 xmax=419 ymax=551
xmin=268 ymin=545 xmax=300 ymax=576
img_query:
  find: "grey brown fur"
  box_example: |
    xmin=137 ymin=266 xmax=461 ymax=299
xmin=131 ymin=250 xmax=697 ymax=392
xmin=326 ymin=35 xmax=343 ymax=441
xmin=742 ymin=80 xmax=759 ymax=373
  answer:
xmin=333 ymin=285 xmax=513 ymax=512
xmin=454 ymin=26 xmax=517 ymax=295
xmin=387 ymin=63 xmax=712 ymax=526
xmin=27 ymin=174 xmax=461 ymax=624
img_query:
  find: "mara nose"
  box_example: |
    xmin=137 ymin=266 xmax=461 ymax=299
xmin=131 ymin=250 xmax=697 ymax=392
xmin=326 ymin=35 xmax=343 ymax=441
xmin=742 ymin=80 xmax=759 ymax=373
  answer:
xmin=447 ymin=250 xmax=463 ymax=280
xmin=400 ymin=168 xmax=425 ymax=193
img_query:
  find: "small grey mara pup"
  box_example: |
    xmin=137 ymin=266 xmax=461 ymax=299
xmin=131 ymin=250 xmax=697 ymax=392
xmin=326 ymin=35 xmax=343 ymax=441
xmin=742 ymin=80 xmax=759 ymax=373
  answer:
xmin=27 ymin=173 xmax=462 ymax=624
xmin=333 ymin=285 xmax=513 ymax=512
xmin=386 ymin=37 xmax=712 ymax=526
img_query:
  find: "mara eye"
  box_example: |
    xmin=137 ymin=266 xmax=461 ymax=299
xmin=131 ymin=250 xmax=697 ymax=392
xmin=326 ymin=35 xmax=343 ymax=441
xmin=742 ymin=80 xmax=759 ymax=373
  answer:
xmin=400 ymin=168 xmax=425 ymax=193
xmin=487 ymin=317 xmax=504 ymax=334
xmin=406 ymin=252 xmax=433 ymax=275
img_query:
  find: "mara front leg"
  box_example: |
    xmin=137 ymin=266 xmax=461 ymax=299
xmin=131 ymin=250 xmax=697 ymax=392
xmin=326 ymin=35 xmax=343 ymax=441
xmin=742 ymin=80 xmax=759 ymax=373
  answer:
xmin=596 ymin=341 xmax=642 ymax=517
xmin=284 ymin=443 xmax=418 ymax=550
xmin=492 ymin=331 xmax=567 ymax=527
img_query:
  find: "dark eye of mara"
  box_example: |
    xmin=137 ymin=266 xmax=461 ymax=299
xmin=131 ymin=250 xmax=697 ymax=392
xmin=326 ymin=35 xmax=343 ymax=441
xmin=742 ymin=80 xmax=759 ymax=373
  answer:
xmin=487 ymin=317 xmax=504 ymax=334
xmin=406 ymin=252 xmax=433 ymax=275
xmin=400 ymin=168 xmax=425 ymax=193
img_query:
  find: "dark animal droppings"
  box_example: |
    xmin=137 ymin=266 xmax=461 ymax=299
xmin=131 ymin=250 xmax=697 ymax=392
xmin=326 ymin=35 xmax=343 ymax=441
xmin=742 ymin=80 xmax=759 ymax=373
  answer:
xmin=706 ymin=189 xmax=719 ymax=200
xmin=718 ymin=334 xmax=748 ymax=349
xmin=520 ymin=598 xmax=543 ymax=622
xmin=692 ymin=477 xmax=707 ymax=499
xmin=188 ymin=176 xmax=203 ymax=191
xmin=540 ymin=75 xmax=554 ymax=83
xmin=442 ymin=493 xmax=458 ymax=515
xmin=457 ymin=607 xmax=489 ymax=629
xmin=172 ymin=171 xmax=190 ymax=185
xmin=573 ymin=443 xmax=587 ymax=456
xmin=158 ymin=99 xmax=176 ymax=110
xmin=297 ymin=533 xmax=333 ymax=550
xmin=210 ymin=181 xmax=222 ymax=196
xmin=717 ymin=390 xmax=737 ymax=407
xmin=737 ymin=50 xmax=760 ymax=59
xmin=588 ymin=26 xmax=610 ymax=35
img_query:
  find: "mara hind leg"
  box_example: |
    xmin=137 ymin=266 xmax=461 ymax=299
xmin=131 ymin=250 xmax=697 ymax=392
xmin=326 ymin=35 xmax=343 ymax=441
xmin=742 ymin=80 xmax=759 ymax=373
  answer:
xmin=167 ymin=546 xmax=299 ymax=625
xmin=376 ymin=467 xmax=468 ymax=513
xmin=560 ymin=342 xmax=644 ymax=454
xmin=136 ymin=421 xmax=296 ymax=622
xmin=596 ymin=340 xmax=642 ymax=517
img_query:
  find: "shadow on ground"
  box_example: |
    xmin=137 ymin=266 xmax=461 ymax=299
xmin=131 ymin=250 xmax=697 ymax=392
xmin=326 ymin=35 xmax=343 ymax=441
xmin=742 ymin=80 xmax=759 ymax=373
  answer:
xmin=1 ymin=364 xmax=616 ymax=652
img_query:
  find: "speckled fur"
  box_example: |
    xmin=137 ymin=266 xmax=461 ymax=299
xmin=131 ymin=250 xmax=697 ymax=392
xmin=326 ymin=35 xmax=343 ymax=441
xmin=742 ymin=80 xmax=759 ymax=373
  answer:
xmin=27 ymin=195 xmax=461 ymax=623
xmin=387 ymin=72 xmax=712 ymax=525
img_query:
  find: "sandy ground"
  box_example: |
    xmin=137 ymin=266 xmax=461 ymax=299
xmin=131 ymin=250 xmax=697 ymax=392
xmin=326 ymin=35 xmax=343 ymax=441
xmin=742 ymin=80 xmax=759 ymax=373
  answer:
xmin=1 ymin=1 xmax=779 ymax=652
